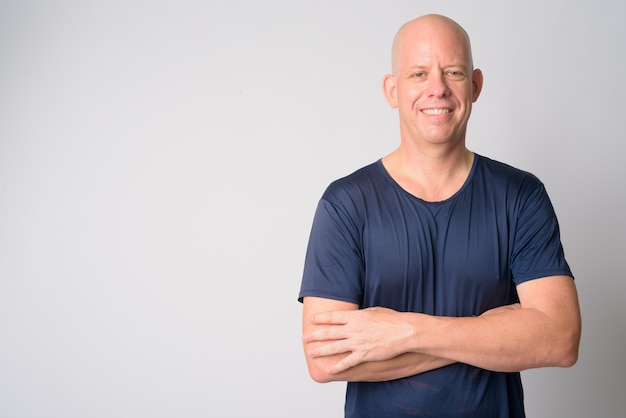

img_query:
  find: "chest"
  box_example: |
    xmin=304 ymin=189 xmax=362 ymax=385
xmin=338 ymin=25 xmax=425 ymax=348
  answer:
xmin=359 ymin=191 xmax=516 ymax=314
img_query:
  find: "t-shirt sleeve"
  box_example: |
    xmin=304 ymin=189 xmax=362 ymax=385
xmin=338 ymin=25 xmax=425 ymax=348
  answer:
xmin=298 ymin=198 xmax=364 ymax=304
xmin=510 ymin=182 xmax=573 ymax=285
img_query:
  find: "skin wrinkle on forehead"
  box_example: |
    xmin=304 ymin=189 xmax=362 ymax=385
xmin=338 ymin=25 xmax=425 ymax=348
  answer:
xmin=391 ymin=14 xmax=474 ymax=76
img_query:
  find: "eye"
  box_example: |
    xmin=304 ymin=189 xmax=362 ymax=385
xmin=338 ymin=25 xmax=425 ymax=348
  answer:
xmin=411 ymin=72 xmax=426 ymax=78
xmin=446 ymin=70 xmax=465 ymax=79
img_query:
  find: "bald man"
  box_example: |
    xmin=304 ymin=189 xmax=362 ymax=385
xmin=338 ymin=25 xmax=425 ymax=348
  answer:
xmin=299 ymin=14 xmax=581 ymax=417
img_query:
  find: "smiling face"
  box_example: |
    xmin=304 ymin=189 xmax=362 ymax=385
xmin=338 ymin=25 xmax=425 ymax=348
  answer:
xmin=383 ymin=15 xmax=483 ymax=151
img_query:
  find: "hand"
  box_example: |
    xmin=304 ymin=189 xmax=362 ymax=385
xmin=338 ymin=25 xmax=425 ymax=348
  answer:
xmin=302 ymin=307 xmax=415 ymax=375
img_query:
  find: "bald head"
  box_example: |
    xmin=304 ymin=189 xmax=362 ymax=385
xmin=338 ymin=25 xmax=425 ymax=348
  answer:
xmin=391 ymin=14 xmax=474 ymax=75
xmin=381 ymin=14 xmax=483 ymax=149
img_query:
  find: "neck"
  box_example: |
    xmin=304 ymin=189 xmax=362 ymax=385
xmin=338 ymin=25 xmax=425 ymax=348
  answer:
xmin=382 ymin=144 xmax=474 ymax=202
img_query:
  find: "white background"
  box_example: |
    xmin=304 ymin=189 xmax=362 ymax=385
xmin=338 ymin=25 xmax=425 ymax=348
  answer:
xmin=1 ymin=1 xmax=625 ymax=417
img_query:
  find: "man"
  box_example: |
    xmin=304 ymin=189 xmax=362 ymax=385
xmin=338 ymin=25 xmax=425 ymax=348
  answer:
xmin=298 ymin=14 xmax=581 ymax=417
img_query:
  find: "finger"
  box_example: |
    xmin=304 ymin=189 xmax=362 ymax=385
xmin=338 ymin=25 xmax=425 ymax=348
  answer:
xmin=303 ymin=325 xmax=348 ymax=343
xmin=309 ymin=310 xmax=351 ymax=325
xmin=327 ymin=352 xmax=365 ymax=375
xmin=308 ymin=339 xmax=352 ymax=358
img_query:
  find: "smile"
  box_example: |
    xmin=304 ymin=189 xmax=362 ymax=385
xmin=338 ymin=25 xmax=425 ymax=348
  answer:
xmin=422 ymin=108 xmax=451 ymax=115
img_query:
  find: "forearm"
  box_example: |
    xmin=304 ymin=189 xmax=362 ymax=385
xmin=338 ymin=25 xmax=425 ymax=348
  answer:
xmin=303 ymin=297 xmax=455 ymax=382
xmin=402 ymin=277 xmax=581 ymax=372
xmin=302 ymin=277 xmax=581 ymax=377
xmin=305 ymin=349 xmax=454 ymax=383
xmin=408 ymin=305 xmax=579 ymax=372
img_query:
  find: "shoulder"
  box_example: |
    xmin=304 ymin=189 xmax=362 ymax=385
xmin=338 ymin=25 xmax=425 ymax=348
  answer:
xmin=473 ymin=155 xmax=558 ymax=225
xmin=474 ymin=154 xmax=544 ymax=193
xmin=321 ymin=161 xmax=386 ymax=203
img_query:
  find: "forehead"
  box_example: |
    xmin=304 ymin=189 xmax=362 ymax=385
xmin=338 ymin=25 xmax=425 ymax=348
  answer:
xmin=394 ymin=21 xmax=472 ymax=69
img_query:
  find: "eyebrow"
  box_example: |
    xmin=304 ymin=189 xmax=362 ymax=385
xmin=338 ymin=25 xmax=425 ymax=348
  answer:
xmin=405 ymin=63 xmax=469 ymax=73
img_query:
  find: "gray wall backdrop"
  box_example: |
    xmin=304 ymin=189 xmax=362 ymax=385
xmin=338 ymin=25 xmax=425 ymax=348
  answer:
xmin=1 ymin=1 xmax=624 ymax=417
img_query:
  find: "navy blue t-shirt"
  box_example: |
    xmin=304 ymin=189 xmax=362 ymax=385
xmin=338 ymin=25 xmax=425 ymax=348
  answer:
xmin=299 ymin=154 xmax=572 ymax=417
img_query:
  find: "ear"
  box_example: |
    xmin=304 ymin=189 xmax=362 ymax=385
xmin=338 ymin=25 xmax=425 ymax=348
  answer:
xmin=471 ymin=68 xmax=483 ymax=102
xmin=382 ymin=74 xmax=398 ymax=108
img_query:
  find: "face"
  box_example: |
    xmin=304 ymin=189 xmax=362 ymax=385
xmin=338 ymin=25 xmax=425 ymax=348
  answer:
xmin=383 ymin=17 xmax=483 ymax=149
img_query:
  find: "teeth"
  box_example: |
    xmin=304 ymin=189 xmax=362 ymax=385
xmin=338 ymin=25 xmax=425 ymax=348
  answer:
xmin=423 ymin=108 xmax=450 ymax=115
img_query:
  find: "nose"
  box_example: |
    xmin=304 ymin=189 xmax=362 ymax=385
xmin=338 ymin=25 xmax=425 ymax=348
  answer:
xmin=426 ymin=72 xmax=450 ymax=98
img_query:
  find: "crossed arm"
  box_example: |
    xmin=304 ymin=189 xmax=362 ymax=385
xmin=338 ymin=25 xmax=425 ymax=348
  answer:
xmin=301 ymin=275 xmax=581 ymax=383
